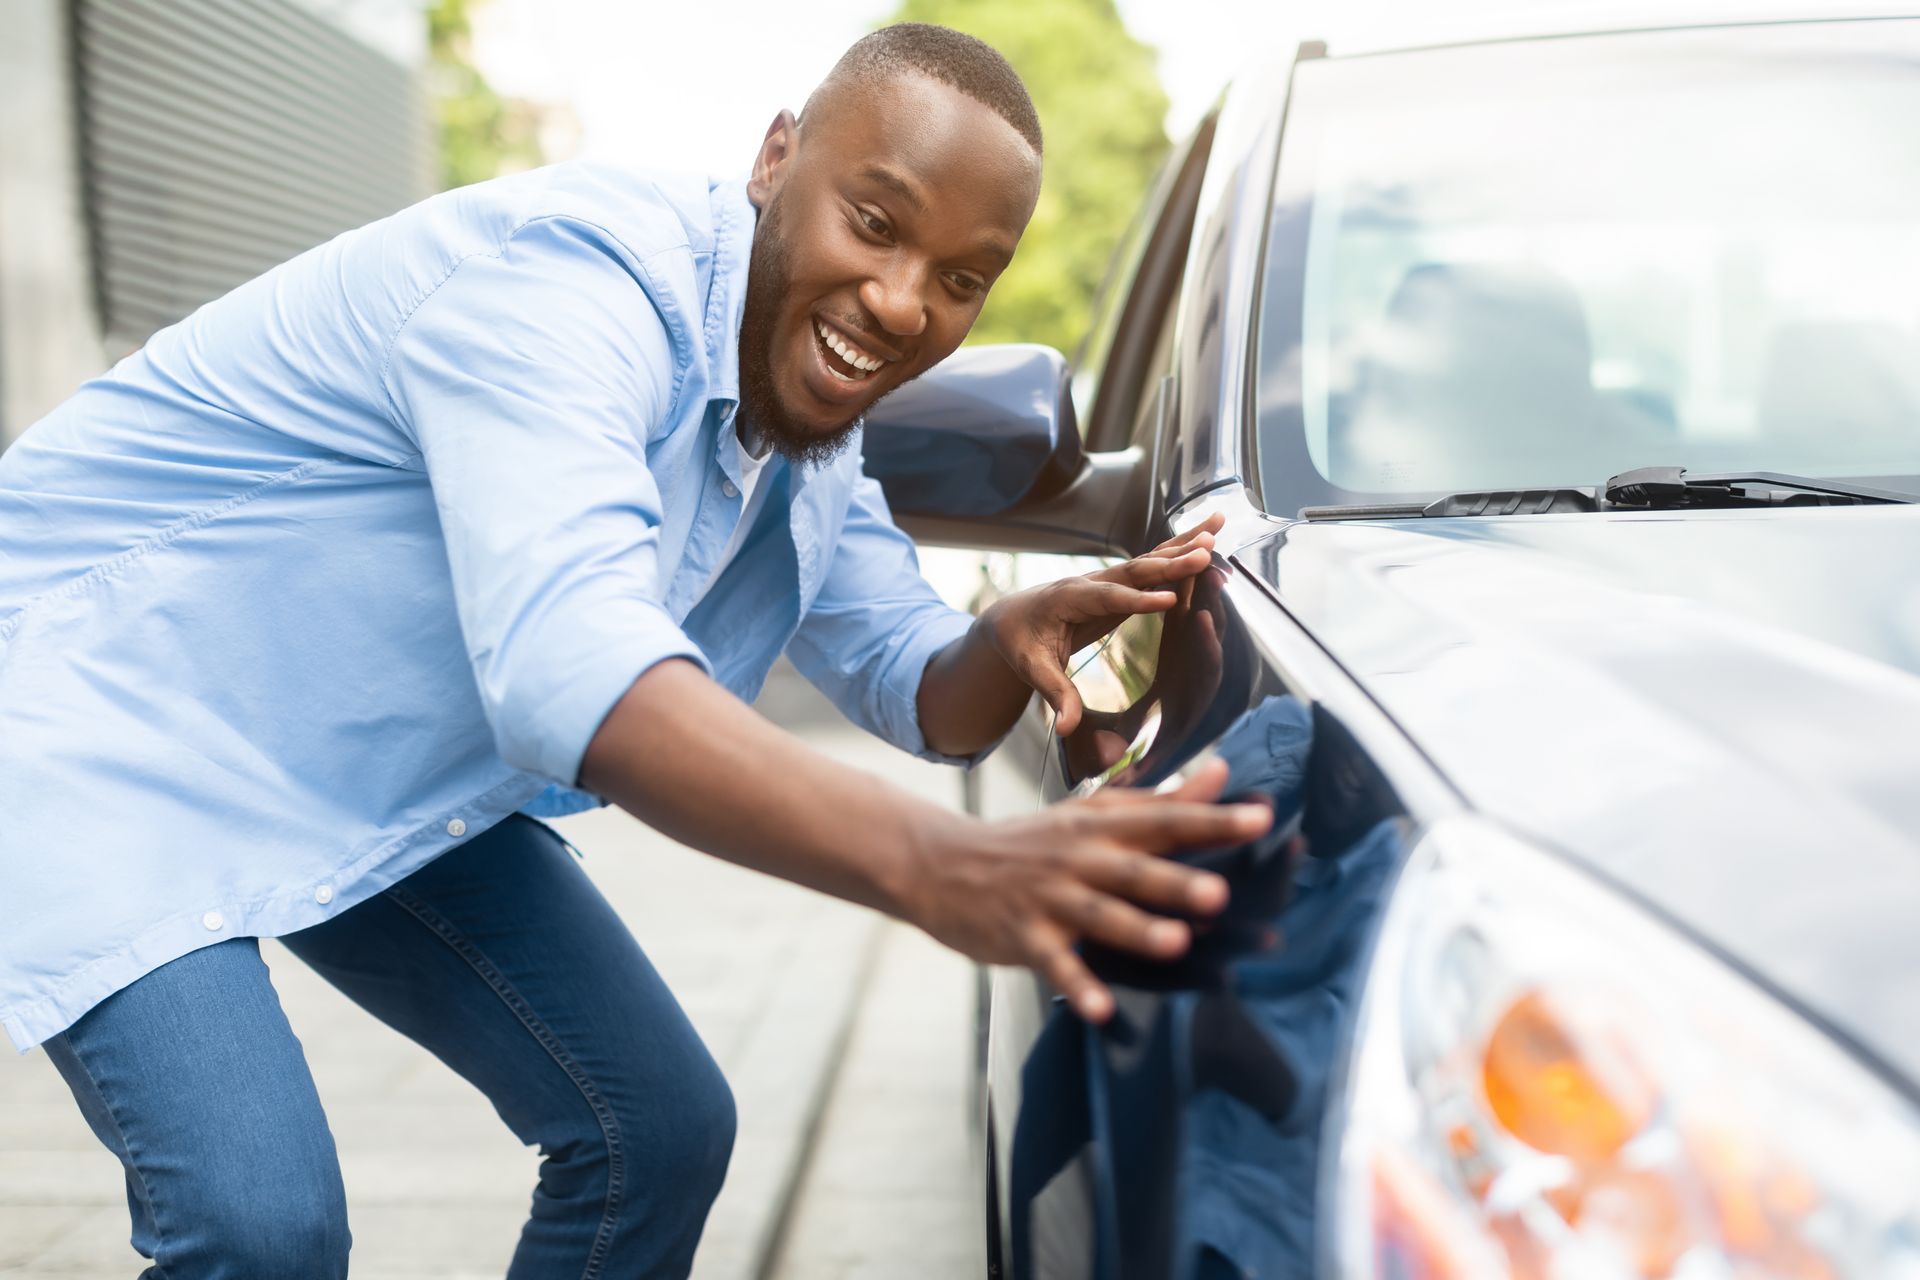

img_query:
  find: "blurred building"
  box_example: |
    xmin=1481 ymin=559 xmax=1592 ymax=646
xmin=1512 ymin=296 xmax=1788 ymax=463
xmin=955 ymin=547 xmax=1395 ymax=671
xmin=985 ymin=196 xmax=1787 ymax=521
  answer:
xmin=0 ymin=0 xmax=435 ymax=448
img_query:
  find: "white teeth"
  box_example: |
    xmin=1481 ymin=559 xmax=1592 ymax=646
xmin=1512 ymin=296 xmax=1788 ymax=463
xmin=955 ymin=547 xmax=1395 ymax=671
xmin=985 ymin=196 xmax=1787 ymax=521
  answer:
xmin=816 ymin=320 xmax=883 ymax=374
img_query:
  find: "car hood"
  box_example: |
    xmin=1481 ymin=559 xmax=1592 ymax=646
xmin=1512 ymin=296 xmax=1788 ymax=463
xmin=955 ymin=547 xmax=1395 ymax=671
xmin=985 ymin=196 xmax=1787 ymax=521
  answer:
xmin=1241 ymin=504 xmax=1920 ymax=1086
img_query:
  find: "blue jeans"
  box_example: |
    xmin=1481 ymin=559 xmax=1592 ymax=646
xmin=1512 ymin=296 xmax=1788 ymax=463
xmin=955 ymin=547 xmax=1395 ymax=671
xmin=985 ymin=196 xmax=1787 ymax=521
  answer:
xmin=42 ymin=815 xmax=736 ymax=1279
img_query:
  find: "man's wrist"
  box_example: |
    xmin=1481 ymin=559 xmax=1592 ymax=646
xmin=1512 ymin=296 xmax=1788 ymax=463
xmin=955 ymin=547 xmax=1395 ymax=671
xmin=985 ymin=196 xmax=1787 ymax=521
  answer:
xmin=880 ymin=802 xmax=978 ymax=928
xmin=966 ymin=600 xmax=1025 ymax=680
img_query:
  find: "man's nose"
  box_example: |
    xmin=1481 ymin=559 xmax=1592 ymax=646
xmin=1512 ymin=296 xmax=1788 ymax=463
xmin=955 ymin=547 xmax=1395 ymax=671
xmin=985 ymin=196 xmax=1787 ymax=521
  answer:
xmin=858 ymin=264 xmax=929 ymax=339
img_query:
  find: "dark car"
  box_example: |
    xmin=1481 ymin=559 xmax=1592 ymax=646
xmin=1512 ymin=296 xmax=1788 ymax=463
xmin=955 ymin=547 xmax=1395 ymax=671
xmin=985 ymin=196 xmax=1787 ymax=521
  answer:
xmin=862 ymin=6 xmax=1920 ymax=1278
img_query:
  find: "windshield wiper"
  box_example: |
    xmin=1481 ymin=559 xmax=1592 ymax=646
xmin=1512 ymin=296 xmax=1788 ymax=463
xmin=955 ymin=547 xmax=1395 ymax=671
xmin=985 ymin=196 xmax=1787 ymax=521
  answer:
xmin=1600 ymin=467 xmax=1914 ymax=509
xmin=1299 ymin=467 xmax=1915 ymax=521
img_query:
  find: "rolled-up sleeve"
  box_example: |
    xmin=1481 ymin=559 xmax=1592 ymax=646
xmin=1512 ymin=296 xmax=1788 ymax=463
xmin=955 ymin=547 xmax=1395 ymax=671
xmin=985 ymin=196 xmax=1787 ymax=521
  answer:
xmin=785 ymin=474 xmax=977 ymax=763
xmin=382 ymin=215 xmax=708 ymax=784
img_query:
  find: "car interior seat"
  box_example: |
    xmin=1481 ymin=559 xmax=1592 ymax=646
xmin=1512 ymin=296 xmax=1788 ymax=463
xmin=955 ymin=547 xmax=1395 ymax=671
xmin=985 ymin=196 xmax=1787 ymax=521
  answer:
xmin=1333 ymin=261 xmax=1603 ymax=490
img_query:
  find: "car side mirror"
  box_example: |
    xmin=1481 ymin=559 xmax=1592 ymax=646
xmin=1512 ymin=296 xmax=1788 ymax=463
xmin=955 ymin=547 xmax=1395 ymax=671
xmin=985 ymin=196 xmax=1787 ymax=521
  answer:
xmin=861 ymin=343 xmax=1082 ymax=518
xmin=861 ymin=344 xmax=1154 ymax=555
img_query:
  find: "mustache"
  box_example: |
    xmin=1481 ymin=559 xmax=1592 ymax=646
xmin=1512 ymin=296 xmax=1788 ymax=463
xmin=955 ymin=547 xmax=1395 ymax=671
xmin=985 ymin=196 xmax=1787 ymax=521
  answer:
xmin=818 ymin=309 xmax=898 ymax=356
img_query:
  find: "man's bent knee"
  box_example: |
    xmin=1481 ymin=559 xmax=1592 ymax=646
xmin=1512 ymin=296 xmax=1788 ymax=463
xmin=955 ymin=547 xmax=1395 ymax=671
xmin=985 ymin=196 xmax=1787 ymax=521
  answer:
xmin=544 ymin=1039 xmax=735 ymax=1247
xmin=674 ymin=1056 xmax=737 ymax=1202
xmin=165 ymin=1188 xmax=349 ymax=1280
xmin=607 ymin=1054 xmax=733 ymax=1192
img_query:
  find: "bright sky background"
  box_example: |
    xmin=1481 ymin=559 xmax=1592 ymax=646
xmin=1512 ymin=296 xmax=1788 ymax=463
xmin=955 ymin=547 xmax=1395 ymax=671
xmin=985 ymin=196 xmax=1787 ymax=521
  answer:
xmin=467 ymin=0 xmax=1368 ymax=175
xmin=460 ymin=0 xmax=1802 ymax=172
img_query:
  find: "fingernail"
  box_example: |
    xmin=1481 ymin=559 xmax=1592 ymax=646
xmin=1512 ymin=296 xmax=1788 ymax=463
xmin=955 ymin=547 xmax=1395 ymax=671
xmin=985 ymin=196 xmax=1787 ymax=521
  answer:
xmin=1148 ymin=920 xmax=1187 ymax=952
xmin=1078 ymin=989 xmax=1112 ymax=1021
xmin=1190 ymin=874 xmax=1229 ymax=910
xmin=1235 ymin=804 xmax=1271 ymax=826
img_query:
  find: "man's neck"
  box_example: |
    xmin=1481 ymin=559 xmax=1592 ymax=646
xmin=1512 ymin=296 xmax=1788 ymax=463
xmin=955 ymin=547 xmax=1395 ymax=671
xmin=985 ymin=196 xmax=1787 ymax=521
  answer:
xmin=736 ymin=418 xmax=772 ymax=462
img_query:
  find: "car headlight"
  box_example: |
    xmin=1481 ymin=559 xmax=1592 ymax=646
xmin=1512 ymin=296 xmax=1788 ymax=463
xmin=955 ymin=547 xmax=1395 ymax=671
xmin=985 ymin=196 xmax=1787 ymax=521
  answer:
xmin=1327 ymin=817 xmax=1920 ymax=1280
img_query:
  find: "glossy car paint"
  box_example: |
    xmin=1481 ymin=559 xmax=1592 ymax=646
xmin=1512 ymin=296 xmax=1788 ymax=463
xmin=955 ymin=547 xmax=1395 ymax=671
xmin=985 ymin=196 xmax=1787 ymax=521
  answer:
xmin=1247 ymin=507 xmax=1920 ymax=1087
xmin=863 ymin=344 xmax=1081 ymax=518
xmin=929 ymin=10 xmax=1920 ymax=1279
xmin=982 ymin=551 xmax=1463 ymax=1280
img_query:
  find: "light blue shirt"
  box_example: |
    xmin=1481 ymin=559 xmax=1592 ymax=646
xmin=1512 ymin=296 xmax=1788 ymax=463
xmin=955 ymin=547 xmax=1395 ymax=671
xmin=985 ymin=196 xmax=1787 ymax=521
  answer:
xmin=0 ymin=163 xmax=974 ymax=1051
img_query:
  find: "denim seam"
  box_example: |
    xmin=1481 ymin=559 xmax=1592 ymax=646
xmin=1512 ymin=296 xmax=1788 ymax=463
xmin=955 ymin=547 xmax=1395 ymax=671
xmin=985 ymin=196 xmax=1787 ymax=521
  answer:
xmin=57 ymin=1037 xmax=173 ymax=1277
xmin=383 ymin=885 xmax=625 ymax=1279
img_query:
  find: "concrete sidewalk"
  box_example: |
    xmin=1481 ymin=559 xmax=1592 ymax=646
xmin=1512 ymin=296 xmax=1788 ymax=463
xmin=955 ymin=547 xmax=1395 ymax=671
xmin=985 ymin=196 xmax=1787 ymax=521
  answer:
xmin=0 ymin=667 xmax=979 ymax=1278
xmin=768 ymin=924 xmax=987 ymax=1280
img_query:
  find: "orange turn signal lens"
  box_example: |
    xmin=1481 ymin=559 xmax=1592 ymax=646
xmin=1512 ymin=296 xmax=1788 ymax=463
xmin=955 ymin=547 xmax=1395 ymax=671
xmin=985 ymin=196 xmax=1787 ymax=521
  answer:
xmin=1481 ymin=989 xmax=1656 ymax=1164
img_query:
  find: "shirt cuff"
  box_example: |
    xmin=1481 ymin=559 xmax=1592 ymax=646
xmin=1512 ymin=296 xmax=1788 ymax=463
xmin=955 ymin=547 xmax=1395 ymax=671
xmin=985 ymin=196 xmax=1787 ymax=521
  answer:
xmin=490 ymin=596 xmax=711 ymax=786
xmin=873 ymin=608 xmax=992 ymax=766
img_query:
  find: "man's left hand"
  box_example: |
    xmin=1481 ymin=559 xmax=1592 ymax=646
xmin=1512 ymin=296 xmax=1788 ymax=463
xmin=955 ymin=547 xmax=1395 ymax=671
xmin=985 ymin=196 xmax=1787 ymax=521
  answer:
xmin=978 ymin=512 xmax=1225 ymax=736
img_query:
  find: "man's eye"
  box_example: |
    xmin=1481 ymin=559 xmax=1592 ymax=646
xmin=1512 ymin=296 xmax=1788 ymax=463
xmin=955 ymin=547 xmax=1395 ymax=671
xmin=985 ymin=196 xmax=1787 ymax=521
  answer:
xmin=946 ymin=273 xmax=986 ymax=296
xmin=859 ymin=210 xmax=890 ymax=238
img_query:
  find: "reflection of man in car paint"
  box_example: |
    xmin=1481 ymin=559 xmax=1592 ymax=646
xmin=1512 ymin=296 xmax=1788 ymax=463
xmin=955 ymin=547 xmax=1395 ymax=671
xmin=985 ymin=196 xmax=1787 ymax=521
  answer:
xmin=1061 ymin=557 xmax=1245 ymax=790
xmin=0 ymin=24 xmax=1272 ymax=1274
xmin=1178 ymin=697 xmax=1407 ymax=1278
xmin=1016 ymin=693 xmax=1407 ymax=1279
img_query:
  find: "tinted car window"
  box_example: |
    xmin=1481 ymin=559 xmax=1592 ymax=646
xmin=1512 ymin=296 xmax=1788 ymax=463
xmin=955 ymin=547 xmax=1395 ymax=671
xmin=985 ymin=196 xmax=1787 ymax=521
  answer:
xmin=1072 ymin=184 xmax=1162 ymax=431
xmin=1253 ymin=20 xmax=1920 ymax=513
xmin=1075 ymin=115 xmax=1216 ymax=453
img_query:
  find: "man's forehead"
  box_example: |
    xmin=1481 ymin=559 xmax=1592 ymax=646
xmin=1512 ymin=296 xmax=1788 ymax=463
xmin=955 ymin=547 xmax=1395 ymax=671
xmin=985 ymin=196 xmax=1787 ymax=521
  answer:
xmin=803 ymin=72 xmax=1040 ymax=228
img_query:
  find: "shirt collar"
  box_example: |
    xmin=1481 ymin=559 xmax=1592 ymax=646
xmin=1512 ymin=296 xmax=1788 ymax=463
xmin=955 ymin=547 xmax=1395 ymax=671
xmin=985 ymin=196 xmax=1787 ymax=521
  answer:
xmin=701 ymin=176 xmax=756 ymax=411
xmin=701 ymin=176 xmax=856 ymax=494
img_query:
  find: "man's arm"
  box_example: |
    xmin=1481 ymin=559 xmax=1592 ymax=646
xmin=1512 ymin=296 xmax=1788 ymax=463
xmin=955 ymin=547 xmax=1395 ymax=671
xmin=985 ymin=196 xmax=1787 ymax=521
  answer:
xmin=580 ymin=658 xmax=1268 ymax=1023
xmin=371 ymin=215 xmax=1264 ymax=1017
xmin=383 ymin=214 xmax=714 ymax=785
xmin=915 ymin=514 xmax=1227 ymax=756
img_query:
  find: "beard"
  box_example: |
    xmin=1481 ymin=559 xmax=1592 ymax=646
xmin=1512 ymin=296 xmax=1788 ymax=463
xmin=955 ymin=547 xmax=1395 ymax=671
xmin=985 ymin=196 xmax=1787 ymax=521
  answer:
xmin=736 ymin=194 xmax=863 ymax=469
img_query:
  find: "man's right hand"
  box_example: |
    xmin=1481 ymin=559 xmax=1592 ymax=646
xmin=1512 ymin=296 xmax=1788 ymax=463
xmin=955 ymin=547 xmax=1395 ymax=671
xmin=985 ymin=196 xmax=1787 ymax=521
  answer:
xmin=897 ymin=759 xmax=1269 ymax=1023
xmin=582 ymin=660 xmax=1269 ymax=1027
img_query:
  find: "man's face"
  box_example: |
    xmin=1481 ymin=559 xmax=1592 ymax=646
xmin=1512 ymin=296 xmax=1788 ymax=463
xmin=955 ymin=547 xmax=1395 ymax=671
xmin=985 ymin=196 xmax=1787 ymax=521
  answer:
xmin=739 ymin=73 xmax=1041 ymax=463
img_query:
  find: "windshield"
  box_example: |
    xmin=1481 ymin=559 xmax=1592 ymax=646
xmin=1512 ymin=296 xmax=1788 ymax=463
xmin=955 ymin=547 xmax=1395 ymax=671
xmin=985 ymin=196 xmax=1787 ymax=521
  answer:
xmin=1253 ymin=20 xmax=1920 ymax=513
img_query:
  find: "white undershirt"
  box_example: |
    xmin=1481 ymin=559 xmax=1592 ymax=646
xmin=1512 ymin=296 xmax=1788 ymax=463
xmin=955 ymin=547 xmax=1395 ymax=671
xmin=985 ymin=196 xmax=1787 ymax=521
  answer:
xmin=699 ymin=425 xmax=775 ymax=600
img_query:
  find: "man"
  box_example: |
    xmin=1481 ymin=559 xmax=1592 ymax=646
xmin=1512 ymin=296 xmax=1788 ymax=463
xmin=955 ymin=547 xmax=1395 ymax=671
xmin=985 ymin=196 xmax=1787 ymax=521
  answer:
xmin=0 ymin=23 xmax=1267 ymax=1276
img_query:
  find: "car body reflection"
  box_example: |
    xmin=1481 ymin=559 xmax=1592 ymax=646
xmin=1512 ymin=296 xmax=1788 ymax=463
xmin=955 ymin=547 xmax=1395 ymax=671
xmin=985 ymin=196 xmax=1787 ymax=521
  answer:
xmin=996 ymin=560 xmax=1412 ymax=1279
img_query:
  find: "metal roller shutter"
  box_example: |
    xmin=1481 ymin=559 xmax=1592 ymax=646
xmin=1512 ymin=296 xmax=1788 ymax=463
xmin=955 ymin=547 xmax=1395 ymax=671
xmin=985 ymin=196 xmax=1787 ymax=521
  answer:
xmin=71 ymin=0 xmax=434 ymax=346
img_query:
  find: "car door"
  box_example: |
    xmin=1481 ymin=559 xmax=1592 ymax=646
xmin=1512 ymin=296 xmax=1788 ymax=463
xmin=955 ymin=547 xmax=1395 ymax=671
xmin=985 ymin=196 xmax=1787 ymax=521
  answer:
xmin=975 ymin=110 xmax=1436 ymax=1279
xmin=987 ymin=511 xmax=1436 ymax=1280
xmin=969 ymin=114 xmax=1216 ymax=1274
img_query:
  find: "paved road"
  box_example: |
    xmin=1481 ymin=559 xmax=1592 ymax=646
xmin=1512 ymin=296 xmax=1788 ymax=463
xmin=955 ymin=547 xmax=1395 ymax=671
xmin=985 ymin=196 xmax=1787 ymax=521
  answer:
xmin=768 ymin=925 xmax=987 ymax=1280
xmin=0 ymin=666 xmax=982 ymax=1278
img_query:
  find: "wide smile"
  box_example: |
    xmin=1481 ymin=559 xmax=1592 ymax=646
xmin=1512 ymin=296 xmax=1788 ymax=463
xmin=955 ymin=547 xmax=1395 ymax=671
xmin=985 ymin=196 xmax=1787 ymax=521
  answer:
xmin=811 ymin=317 xmax=891 ymax=387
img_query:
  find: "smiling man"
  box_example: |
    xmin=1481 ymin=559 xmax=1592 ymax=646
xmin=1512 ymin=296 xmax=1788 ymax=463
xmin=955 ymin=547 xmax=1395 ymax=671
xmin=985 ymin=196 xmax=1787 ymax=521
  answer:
xmin=0 ymin=23 xmax=1265 ymax=1277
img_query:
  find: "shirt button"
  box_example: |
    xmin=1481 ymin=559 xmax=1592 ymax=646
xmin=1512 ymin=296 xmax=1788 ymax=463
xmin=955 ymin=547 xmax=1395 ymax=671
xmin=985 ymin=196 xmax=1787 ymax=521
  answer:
xmin=202 ymin=911 xmax=225 ymax=931
xmin=314 ymin=885 xmax=334 ymax=905
xmin=722 ymin=479 xmax=739 ymax=499
xmin=446 ymin=818 xmax=468 ymax=838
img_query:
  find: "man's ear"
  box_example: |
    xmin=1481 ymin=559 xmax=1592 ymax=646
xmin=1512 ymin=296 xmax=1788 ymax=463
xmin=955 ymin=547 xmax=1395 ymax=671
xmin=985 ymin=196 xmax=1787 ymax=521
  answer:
xmin=747 ymin=110 xmax=800 ymax=210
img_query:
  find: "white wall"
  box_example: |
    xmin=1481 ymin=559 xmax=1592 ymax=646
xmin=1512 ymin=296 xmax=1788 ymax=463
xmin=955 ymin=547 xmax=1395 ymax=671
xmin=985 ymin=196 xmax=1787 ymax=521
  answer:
xmin=293 ymin=0 xmax=430 ymax=67
xmin=0 ymin=0 xmax=107 ymax=449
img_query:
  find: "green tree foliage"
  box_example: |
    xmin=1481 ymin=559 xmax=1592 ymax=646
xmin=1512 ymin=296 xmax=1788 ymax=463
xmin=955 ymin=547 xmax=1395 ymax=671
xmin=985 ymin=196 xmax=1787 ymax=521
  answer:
xmin=428 ymin=0 xmax=544 ymax=190
xmin=883 ymin=0 xmax=1170 ymax=354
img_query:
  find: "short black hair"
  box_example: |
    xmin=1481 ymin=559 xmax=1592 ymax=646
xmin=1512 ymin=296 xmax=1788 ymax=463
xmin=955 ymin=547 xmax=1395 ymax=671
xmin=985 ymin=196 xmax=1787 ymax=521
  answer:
xmin=808 ymin=22 xmax=1042 ymax=156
